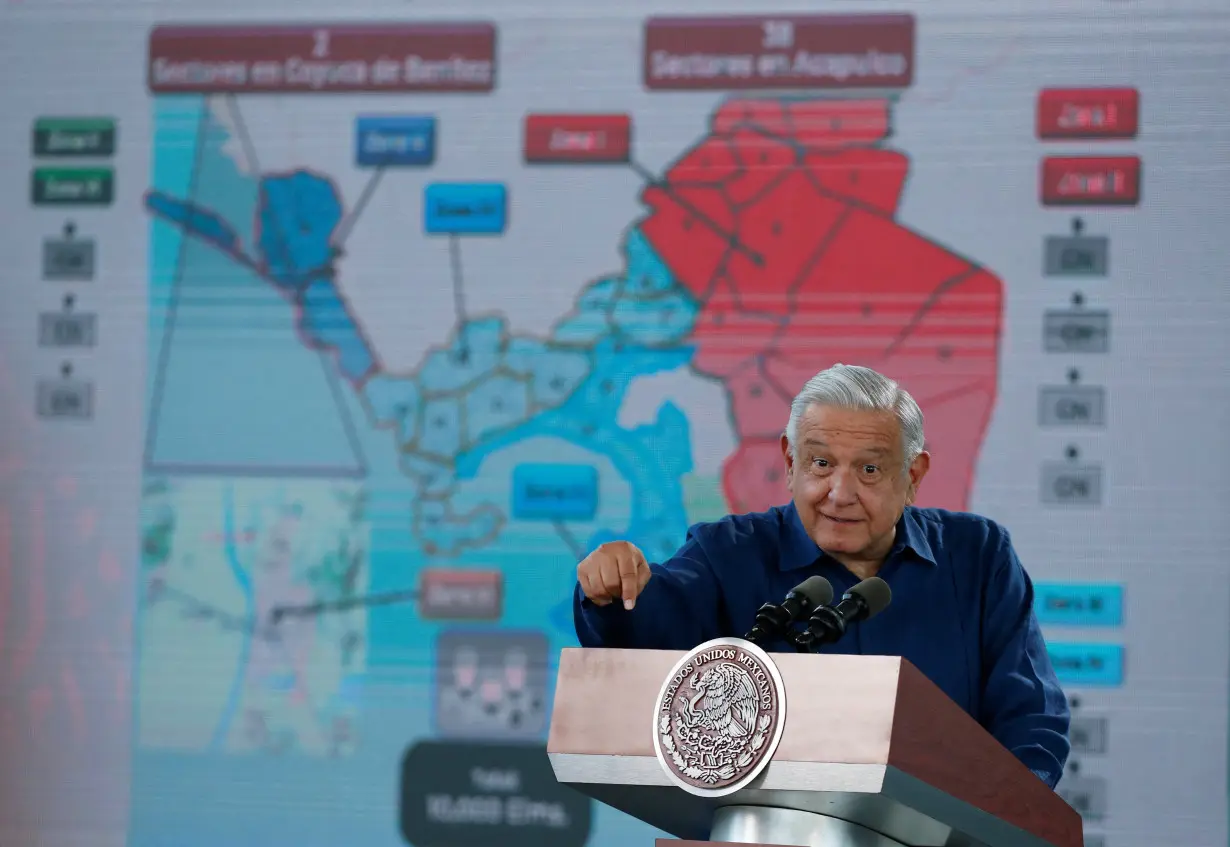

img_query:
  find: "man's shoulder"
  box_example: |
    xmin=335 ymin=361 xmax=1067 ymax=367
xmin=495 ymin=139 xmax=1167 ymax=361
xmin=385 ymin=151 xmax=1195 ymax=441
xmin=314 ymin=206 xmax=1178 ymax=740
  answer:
xmin=908 ymin=505 xmax=1007 ymax=533
xmin=906 ymin=506 xmax=1013 ymax=563
xmin=683 ymin=504 xmax=794 ymax=553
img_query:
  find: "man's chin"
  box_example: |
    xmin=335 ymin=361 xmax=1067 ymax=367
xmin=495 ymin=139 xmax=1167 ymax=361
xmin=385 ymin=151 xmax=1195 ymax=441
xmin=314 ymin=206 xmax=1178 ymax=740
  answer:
xmin=812 ymin=526 xmax=867 ymax=552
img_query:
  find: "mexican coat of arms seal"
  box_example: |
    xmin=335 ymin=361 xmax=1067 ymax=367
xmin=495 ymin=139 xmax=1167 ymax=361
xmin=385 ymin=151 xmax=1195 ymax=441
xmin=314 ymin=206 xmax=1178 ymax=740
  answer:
xmin=652 ymin=636 xmax=787 ymax=797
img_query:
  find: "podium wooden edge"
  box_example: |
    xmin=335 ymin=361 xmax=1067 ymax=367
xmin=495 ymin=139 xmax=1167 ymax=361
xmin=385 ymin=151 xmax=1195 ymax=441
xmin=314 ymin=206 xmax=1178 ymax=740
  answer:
xmin=888 ymin=662 xmax=1083 ymax=847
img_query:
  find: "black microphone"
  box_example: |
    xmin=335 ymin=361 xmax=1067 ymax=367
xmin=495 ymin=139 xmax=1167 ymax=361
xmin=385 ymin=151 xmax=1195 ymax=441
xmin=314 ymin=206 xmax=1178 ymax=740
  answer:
xmin=743 ymin=576 xmax=834 ymax=646
xmin=793 ymin=576 xmax=892 ymax=652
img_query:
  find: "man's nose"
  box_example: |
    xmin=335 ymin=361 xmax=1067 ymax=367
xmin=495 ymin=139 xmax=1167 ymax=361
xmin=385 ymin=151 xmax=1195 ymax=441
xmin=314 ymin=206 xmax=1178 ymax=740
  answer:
xmin=826 ymin=469 xmax=859 ymax=505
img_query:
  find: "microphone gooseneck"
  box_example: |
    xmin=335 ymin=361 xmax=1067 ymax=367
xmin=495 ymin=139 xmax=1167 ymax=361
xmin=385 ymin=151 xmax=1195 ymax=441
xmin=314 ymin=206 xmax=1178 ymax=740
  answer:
xmin=743 ymin=575 xmax=834 ymax=646
xmin=792 ymin=576 xmax=892 ymax=652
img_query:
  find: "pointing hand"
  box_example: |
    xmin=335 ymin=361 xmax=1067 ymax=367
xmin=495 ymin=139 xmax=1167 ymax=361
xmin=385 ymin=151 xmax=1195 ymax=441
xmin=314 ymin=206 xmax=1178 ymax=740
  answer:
xmin=577 ymin=541 xmax=652 ymax=610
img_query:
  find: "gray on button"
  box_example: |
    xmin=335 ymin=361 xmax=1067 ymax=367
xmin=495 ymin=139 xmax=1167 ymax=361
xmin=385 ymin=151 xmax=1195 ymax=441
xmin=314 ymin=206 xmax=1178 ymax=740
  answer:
xmin=1044 ymin=235 xmax=1109 ymax=277
xmin=1041 ymin=462 xmax=1103 ymax=506
xmin=1039 ymin=385 xmax=1106 ymax=426
xmin=1070 ymin=715 xmax=1109 ymax=754
xmin=36 ymin=379 xmax=94 ymax=420
xmin=1057 ymin=774 xmax=1107 ymax=821
xmin=42 ymin=238 xmax=95 ymax=280
xmin=1044 ymin=309 xmax=1110 ymax=353
xmin=38 ymin=312 xmax=97 ymax=348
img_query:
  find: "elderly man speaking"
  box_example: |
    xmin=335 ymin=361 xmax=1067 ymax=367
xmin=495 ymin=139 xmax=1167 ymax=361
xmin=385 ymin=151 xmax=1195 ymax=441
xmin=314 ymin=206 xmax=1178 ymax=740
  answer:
xmin=573 ymin=363 xmax=1070 ymax=789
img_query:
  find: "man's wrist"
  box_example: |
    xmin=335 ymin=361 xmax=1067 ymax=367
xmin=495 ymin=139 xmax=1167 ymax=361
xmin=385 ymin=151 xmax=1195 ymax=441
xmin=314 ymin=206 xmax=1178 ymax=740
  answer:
xmin=579 ymin=594 xmax=628 ymax=615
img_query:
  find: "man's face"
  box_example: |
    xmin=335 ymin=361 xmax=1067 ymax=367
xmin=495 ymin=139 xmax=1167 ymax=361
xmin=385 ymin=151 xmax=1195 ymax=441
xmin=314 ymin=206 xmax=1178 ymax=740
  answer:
xmin=781 ymin=404 xmax=930 ymax=564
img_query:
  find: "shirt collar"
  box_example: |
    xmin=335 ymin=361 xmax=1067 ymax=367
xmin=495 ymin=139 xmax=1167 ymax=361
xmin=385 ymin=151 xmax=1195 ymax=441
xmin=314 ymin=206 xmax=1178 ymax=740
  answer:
xmin=778 ymin=502 xmax=938 ymax=571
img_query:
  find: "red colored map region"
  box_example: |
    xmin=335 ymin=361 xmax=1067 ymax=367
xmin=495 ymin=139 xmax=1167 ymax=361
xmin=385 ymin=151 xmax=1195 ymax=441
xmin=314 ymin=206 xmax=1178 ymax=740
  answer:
xmin=640 ymin=98 xmax=1003 ymax=514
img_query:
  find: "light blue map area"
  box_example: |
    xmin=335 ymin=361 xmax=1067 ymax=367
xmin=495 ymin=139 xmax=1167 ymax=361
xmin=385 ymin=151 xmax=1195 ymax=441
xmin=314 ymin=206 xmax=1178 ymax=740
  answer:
xmin=132 ymin=95 xmax=709 ymax=847
xmin=144 ymin=110 xmax=370 ymax=476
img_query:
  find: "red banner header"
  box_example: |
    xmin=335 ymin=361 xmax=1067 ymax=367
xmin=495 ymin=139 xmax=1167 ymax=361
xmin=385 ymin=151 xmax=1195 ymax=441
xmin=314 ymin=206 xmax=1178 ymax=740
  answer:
xmin=644 ymin=14 xmax=915 ymax=91
xmin=148 ymin=22 xmax=496 ymax=93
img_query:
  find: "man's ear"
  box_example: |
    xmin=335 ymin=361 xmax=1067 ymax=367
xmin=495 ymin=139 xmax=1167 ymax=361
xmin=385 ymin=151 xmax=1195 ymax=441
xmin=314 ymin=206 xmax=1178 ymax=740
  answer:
xmin=905 ymin=450 xmax=931 ymax=504
xmin=780 ymin=433 xmax=794 ymax=488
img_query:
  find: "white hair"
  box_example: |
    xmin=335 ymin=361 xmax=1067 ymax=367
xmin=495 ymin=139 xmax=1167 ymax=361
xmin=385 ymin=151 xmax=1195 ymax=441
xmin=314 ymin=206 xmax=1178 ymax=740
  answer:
xmin=785 ymin=364 xmax=925 ymax=471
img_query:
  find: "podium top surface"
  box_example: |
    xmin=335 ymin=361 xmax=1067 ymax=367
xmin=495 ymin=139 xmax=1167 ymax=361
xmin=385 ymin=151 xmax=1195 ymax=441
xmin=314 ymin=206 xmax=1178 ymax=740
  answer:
xmin=547 ymin=646 xmax=1081 ymax=847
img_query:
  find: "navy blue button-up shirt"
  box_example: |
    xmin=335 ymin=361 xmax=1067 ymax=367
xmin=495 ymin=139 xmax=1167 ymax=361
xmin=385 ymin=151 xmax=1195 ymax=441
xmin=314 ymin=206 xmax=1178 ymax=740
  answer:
xmin=573 ymin=502 xmax=1071 ymax=789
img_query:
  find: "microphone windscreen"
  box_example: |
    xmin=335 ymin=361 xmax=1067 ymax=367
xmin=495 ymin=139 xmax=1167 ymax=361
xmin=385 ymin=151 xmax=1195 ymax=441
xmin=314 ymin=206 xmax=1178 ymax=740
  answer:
xmin=794 ymin=575 xmax=834 ymax=607
xmin=848 ymin=576 xmax=892 ymax=619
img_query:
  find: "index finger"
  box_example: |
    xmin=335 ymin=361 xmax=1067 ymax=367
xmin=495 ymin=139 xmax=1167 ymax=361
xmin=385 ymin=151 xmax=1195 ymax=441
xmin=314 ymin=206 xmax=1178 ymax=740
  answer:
xmin=618 ymin=552 xmax=643 ymax=610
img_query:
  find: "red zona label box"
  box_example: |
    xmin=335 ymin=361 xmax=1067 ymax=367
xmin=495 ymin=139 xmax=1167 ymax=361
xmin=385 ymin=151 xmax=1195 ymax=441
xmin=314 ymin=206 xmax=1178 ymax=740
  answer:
xmin=1037 ymin=88 xmax=1139 ymax=140
xmin=418 ymin=568 xmax=503 ymax=620
xmin=1040 ymin=156 xmax=1141 ymax=207
xmin=524 ymin=114 xmax=632 ymax=163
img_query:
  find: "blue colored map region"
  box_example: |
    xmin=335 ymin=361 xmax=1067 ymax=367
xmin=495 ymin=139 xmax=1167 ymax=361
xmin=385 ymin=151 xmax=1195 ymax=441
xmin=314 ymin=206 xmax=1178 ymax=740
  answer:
xmin=299 ymin=278 xmax=377 ymax=383
xmin=146 ymin=191 xmax=241 ymax=255
xmin=257 ymin=171 xmax=342 ymax=284
xmin=133 ymin=95 xmax=709 ymax=847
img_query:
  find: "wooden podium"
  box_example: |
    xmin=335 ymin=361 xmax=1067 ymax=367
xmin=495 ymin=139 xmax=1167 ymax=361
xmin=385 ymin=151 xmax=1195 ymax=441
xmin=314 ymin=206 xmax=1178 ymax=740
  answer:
xmin=546 ymin=645 xmax=1083 ymax=847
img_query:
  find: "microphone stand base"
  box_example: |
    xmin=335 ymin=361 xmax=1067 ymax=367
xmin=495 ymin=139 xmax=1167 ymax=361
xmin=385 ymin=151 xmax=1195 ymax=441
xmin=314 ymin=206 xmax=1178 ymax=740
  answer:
xmin=708 ymin=806 xmax=906 ymax=847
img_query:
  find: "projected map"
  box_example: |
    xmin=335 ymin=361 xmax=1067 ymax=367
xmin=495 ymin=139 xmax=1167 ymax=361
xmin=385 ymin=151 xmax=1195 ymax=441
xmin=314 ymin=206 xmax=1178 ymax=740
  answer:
xmin=8 ymin=3 xmax=1230 ymax=847
xmin=133 ymin=13 xmax=1007 ymax=847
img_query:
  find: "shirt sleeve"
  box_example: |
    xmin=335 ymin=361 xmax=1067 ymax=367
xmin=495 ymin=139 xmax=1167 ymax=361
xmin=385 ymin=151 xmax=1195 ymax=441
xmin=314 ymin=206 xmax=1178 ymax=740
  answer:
xmin=573 ymin=528 xmax=726 ymax=651
xmin=978 ymin=524 xmax=1072 ymax=790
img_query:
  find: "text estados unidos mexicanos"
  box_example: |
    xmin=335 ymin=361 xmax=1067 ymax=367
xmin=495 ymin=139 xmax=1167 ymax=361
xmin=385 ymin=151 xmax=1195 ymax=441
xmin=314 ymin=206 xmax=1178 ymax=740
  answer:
xmin=149 ymin=54 xmax=493 ymax=89
xmin=660 ymin=648 xmax=774 ymax=713
xmin=649 ymin=48 xmax=907 ymax=81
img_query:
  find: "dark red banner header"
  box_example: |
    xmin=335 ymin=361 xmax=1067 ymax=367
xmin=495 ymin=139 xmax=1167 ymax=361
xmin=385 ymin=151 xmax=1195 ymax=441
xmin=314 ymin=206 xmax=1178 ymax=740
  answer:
xmin=148 ymin=22 xmax=496 ymax=93
xmin=644 ymin=14 xmax=915 ymax=91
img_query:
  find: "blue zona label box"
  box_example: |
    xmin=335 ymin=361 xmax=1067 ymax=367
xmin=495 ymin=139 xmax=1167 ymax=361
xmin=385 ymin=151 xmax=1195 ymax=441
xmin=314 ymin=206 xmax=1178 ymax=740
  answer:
xmin=1047 ymin=643 xmax=1123 ymax=687
xmin=1033 ymin=582 xmax=1123 ymax=627
xmin=512 ymin=464 xmax=598 ymax=521
xmin=424 ymin=182 xmax=507 ymax=235
xmin=355 ymin=116 xmax=436 ymax=167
